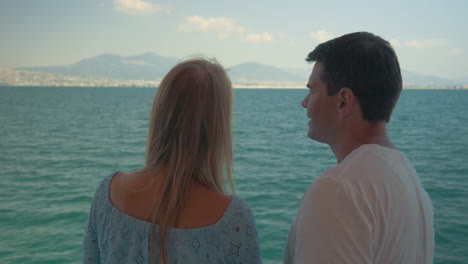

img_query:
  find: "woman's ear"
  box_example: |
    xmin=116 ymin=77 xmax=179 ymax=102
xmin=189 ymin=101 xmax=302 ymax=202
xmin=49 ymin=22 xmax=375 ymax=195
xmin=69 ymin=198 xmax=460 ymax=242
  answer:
xmin=337 ymin=87 xmax=354 ymax=119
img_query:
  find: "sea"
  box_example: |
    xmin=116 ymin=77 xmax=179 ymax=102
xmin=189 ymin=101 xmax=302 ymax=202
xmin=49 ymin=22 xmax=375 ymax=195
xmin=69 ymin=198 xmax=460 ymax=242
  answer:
xmin=1 ymin=86 xmax=467 ymax=264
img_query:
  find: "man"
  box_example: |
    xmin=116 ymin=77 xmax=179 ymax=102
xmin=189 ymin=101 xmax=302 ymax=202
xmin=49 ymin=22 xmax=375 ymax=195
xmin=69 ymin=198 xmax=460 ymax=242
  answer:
xmin=284 ymin=32 xmax=434 ymax=263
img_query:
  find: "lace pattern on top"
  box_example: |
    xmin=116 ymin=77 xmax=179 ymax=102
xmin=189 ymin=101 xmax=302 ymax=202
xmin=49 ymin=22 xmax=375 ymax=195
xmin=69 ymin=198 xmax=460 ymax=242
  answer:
xmin=82 ymin=172 xmax=262 ymax=264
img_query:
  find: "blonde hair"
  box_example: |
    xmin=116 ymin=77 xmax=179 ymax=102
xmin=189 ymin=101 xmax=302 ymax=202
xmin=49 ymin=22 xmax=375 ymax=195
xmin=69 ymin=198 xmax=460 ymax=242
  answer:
xmin=144 ymin=58 xmax=234 ymax=263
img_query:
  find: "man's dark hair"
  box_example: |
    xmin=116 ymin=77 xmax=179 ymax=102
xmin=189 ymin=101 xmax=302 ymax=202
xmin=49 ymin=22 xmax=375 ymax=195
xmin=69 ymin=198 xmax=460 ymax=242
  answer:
xmin=306 ymin=31 xmax=402 ymax=123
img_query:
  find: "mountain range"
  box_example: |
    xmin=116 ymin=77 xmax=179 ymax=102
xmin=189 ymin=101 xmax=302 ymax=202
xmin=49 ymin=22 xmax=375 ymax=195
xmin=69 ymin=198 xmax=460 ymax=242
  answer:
xmin=16 ymin=52 xmax=461 ymax=86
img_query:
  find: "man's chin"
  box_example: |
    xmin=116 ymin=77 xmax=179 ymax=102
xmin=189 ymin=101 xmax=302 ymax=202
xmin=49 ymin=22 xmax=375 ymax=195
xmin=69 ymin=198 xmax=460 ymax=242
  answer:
xmin=308 ymin=130 xmax=326 ymax=143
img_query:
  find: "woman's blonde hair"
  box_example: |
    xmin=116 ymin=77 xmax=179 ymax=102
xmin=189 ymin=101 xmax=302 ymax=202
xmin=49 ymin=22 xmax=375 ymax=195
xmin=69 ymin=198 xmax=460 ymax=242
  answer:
xmin=144 ymin=58 xmax=234 ymax=263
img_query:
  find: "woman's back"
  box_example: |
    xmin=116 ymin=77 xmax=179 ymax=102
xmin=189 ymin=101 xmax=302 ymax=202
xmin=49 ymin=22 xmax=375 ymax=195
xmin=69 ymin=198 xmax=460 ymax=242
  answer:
xmin=83 ymin=172 xmax=261 ymax=264
xmin=109 ymin=171 xmax=232 ymax=229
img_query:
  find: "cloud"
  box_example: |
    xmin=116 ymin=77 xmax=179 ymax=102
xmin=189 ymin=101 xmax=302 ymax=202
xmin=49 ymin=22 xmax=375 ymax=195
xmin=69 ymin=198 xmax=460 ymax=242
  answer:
xmin=404 ymin=38 xmax=449 ymax=48
xmin=310 ymin=30 xmax=334 ymax=43
xmin=179 ymin=16 xmax=245 ymax=39
xmin=389 ymin=38 xmax=401 ymax=48
xmin=179 ymin=16 xmax=274 ymax=44
xmin=244 ymin=33 xmax=273 ymax=44
xmin=390 ymin=37 xmax=453 ymax=50
xmin=113 ymin=0 xmax=162 ymax=16
xmin=449 ymin=48 xmax=463 ymax=55
xmin=277 ymin=32 xmax=286 ymax=38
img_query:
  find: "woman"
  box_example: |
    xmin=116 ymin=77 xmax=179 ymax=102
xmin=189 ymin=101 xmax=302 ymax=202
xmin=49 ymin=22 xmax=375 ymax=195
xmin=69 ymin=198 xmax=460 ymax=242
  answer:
xmin=82 ymin=58 xmax=262 ymax=263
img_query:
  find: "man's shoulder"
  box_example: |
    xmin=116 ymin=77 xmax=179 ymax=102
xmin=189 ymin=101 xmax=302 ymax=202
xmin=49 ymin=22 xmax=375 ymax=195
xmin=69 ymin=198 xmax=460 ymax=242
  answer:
xmin=316 ymin=158 xmax=365 ymax=183
xmin=308 ymin=144 xmax=420 ymax=207
xmin=302 ymin=176 xmax=349 ymax=206
xmin=326 ymin=144 xmax=409 ymax=180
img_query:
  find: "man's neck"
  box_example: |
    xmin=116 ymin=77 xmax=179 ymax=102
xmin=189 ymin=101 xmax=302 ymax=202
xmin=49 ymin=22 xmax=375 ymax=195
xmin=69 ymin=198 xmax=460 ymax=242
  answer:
xmin=330 ymin=121 xmax=395 ymax=164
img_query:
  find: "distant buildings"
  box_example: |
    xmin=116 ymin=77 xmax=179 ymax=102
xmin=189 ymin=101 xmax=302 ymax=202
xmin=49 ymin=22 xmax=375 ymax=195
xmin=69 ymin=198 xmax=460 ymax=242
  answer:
xmin=0 ymin=67 xmax=466 ymax=89
xmin=0 ymin=68 xmax=160 ymax=87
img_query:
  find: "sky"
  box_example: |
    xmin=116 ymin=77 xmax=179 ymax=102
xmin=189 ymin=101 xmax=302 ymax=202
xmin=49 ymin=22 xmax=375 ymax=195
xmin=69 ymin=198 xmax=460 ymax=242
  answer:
xmin=1 ymin=0 xmax=467 ymax=80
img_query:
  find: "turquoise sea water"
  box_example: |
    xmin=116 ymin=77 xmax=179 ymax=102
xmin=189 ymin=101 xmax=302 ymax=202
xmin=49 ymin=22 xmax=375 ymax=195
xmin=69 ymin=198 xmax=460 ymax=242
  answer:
xmin=1 ymin=87 xmax=467 ymax=263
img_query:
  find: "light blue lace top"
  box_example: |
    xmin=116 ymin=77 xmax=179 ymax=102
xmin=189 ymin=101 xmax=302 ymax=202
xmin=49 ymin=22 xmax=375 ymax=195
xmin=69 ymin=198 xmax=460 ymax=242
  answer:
xmin=82 ymin=172 xmax=262 ymax=264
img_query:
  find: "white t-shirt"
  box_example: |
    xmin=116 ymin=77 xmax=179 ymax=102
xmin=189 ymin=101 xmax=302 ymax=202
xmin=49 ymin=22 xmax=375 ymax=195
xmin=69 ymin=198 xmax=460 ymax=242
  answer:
xmin=284 ymin=144 xmax=434 ymax=264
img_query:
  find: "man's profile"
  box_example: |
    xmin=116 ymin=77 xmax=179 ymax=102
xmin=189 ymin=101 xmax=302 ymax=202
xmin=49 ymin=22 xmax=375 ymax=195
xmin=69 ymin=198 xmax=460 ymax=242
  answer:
xmin=284 ymin=32 xmax=434 ymax=264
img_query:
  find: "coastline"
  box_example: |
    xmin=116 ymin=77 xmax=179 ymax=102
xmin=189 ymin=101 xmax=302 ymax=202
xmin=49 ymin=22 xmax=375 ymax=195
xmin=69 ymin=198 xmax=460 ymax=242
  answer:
xmin=1 ymin=84 xmax=467 ymax=90
xmin=233 ymin=85 xmax=468 ymax=89
xmin=1 ymin=68 xmax=466 ymax=89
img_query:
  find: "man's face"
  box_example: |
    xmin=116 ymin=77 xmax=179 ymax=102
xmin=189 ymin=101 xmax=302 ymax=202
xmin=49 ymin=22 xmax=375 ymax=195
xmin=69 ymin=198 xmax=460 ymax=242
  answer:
xmin=301 ymin=62 xmax=339 ymax=143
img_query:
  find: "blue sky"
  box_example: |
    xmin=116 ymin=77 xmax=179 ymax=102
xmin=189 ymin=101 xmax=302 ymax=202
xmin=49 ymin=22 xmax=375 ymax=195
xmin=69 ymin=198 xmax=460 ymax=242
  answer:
xmin=1 ymin=0 xmax=467 ymax=80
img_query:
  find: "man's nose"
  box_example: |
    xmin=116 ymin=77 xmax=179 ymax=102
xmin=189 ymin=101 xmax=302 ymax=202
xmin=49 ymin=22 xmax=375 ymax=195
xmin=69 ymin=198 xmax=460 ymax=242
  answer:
xmin=301 ymin=96 xmax=308 ymax=108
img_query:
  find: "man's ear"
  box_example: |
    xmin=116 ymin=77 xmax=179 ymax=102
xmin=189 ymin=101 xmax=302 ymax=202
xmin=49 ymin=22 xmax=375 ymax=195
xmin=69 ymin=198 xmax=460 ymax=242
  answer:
xmin=337 ymin=87 xmax=354 ymax=119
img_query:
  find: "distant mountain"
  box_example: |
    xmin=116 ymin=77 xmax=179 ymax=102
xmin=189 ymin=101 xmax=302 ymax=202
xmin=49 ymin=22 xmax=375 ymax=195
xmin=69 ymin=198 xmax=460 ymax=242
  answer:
xmin=19 ymin=52 xmax=180 ymax=80
xmin=19 ymin=56 xmax=306 ymax=84
xmin=281 ymin=67 xmax=459 ymax=87
xmin=280 ymin=66 xmax=312 ymax=80
xmin=402 ymin=70 xmax=456 ymax=86
xmin=455 ymin=76 xmax=468 ymax=85
xmin=227 ymin=62 xmax=303 ymax=82
xmin=14 ymin=53 xmax=460 ymax=86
